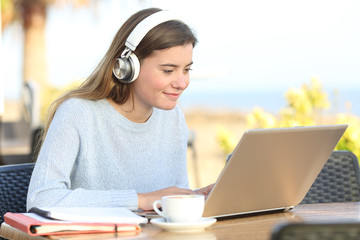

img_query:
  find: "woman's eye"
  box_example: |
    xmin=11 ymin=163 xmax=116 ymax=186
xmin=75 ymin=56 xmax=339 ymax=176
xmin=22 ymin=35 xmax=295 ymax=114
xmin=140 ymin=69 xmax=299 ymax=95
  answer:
xmin=163 ymin=69 xmax=173 ymax=73
xmin=185 ymin=68 xmax=192 ymax=73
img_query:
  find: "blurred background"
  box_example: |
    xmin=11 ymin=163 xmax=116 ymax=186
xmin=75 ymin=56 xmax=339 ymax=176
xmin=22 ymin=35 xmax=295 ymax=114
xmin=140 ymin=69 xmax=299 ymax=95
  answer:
xmin=1 ymin=0 xmax=359 ymax=188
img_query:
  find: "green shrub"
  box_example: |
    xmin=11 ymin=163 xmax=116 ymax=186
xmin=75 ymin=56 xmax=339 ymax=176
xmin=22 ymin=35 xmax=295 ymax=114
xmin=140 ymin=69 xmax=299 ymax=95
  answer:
xmin=217 ymin=78 xmax=360 ymax=161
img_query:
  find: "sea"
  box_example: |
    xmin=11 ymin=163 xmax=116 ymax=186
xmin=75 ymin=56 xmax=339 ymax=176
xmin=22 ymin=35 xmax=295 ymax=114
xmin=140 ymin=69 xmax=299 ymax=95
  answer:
xmin=179 ymin=87 xmax=360 ymax=116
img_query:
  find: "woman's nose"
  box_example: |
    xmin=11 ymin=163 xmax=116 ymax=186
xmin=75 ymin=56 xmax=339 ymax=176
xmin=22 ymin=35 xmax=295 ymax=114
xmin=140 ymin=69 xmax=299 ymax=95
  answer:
xmin=173 ymin=72 xmax=189 ymax=90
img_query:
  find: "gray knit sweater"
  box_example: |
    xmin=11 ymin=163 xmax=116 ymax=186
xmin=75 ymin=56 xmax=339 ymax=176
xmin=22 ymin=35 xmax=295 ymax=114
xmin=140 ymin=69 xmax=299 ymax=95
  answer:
xmin=26 ymin=98 xmax=189 ymax=211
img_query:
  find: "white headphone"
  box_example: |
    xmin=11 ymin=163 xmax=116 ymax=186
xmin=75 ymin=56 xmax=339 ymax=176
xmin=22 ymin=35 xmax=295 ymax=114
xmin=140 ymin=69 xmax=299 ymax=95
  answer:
xmin=112 ymin=10 xmax=180 ymax=83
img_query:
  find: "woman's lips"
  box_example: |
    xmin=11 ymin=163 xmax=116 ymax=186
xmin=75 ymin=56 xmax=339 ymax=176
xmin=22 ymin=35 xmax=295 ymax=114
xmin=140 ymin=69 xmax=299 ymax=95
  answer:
xmin=164 ymin=92 xmax=181 ymax=100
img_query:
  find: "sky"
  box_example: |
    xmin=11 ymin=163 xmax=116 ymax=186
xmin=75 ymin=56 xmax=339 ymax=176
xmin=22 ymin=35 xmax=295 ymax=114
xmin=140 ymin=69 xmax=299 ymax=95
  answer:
xmin=159 ymin=0 xmax=360 ymax=92
xmin=1 ymin=0 xmax=360 ymax=113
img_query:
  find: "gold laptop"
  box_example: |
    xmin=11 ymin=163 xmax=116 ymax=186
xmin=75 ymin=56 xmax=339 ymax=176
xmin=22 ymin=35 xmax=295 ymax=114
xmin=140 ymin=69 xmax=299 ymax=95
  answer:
xmin=203 ymin=124 xmax=348 ymax=218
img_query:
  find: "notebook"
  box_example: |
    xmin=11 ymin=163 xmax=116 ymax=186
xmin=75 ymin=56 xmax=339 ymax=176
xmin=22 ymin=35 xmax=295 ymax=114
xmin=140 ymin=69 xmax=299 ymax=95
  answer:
xmin=202 ymin=124 xmax=348 ymax=218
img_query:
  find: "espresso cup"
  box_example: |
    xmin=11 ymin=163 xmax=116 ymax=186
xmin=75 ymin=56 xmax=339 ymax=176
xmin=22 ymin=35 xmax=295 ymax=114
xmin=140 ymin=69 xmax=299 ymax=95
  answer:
xmin=153 ymin=195 xmax=205 ymax=223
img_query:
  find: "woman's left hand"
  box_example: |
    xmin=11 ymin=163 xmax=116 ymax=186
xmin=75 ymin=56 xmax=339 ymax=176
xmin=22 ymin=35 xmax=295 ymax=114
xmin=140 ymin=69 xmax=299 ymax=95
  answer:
xmin=194 ymin=184 xmax=214 ymax=198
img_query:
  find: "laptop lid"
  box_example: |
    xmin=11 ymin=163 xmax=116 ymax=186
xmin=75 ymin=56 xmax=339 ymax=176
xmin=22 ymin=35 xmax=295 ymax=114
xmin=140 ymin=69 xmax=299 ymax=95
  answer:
xmin=203 ymin=124 xmax=348 ymax=218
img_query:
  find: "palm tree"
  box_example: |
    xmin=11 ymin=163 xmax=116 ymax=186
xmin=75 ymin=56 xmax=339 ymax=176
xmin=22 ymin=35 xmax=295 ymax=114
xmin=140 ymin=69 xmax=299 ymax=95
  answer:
xmin=1 ymin=0 xmax=93 ymax=158
xmin=1 ymin=0 xmax=94 ymax=91
xmin=22 ymin=0 xmax=48 ymax=88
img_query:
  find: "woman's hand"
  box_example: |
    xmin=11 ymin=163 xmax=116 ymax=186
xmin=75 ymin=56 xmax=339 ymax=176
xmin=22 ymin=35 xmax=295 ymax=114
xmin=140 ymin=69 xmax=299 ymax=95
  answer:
xmin=195 ymin=184 xmax=214 ymax=198
xmin=137 ymin=186 xmax=195 ymax=211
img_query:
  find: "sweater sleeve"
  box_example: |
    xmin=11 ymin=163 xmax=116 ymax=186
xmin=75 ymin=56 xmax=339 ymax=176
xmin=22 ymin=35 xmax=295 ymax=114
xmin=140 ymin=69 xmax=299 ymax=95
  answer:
xmin=27 ymin=101 xmax=139 ymax=211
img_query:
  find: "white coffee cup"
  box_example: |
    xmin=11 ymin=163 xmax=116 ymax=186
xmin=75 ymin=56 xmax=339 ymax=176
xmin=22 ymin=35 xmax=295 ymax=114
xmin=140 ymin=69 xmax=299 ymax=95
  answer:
xmin=153 ymin=195 xmax=205 ymax=223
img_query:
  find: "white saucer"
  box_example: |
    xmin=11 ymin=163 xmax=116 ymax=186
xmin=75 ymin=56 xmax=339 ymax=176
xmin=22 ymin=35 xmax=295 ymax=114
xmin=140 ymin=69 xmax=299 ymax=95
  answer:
xmin=150 ymin=217 xmax=216 ymax=232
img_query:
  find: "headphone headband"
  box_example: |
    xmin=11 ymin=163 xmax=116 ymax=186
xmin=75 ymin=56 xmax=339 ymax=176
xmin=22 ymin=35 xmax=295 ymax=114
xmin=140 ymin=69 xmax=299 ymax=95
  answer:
xmin=125 ymin=10 xmax=179 ymax=52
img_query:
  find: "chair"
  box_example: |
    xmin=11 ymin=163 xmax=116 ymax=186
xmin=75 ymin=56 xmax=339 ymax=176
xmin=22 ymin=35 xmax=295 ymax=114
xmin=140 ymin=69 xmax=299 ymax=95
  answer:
xmin=187 ymin=130 xmax=200 ymax=187
xmin=301 ymin=150 xmax=360 ymax=204
xmin=0 ymin=154 xmax=32 ymax=166
xmin=271 ymin=222 xmax=360 ymax=240
xmin=0 ymin=163 xmax=35 ymax=224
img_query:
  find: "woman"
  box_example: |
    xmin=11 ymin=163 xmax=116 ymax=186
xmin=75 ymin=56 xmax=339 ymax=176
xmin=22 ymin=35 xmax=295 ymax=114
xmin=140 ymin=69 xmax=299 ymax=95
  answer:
xmin=27 ymin=8 xmax=213 ymax=211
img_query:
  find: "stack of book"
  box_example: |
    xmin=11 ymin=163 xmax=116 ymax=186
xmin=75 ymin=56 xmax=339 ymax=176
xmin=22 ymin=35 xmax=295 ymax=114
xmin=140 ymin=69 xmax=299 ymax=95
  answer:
xmin=1 ymin=207 xmax=148 ymax=237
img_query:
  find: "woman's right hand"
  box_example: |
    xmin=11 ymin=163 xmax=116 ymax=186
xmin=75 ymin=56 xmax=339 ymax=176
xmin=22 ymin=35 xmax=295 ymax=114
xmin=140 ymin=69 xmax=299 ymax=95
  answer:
xmin=137 ymin=186 xmax=195 ymax=211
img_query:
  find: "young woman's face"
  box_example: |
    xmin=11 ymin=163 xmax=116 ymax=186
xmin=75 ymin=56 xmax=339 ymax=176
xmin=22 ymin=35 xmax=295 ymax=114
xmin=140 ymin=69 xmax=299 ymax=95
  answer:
xmin=132 ymin=43 xmax=193 ymax=111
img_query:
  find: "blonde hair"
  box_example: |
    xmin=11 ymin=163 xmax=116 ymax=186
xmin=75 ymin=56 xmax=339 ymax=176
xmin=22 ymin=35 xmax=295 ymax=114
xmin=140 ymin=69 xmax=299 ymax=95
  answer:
xmin=38 ymin=8 xmax=197 ymax=151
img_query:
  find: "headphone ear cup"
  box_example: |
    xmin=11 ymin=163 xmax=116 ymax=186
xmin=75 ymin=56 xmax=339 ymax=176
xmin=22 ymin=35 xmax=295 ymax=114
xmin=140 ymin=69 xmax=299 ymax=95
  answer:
xmin=112 ymin=53 xmax=140 ymax=83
